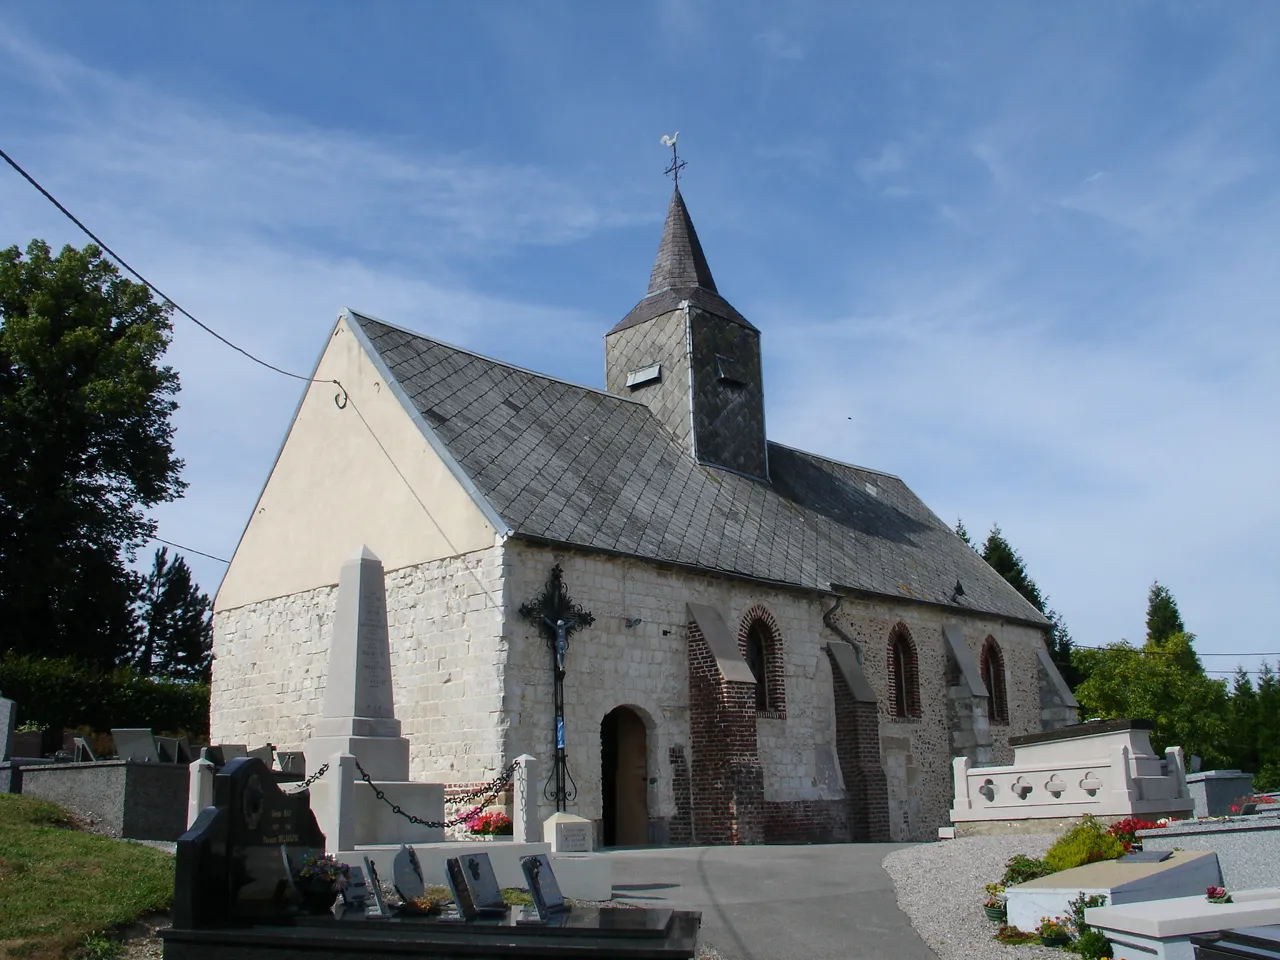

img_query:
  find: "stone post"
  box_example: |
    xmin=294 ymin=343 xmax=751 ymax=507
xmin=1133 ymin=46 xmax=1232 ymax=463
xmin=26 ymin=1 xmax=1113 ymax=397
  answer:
xmin=187 ymin=755 xmax=215 ymax=828
xmin=951 ymin=756 xmax=972 ymax=813
xmin=1111 ymin=745 xmax=1138 ymax=803
xmin=1165 ymin=747 xmax=1189 ymax=799
xmin=513 ymin=754 xmax=537 ymax=843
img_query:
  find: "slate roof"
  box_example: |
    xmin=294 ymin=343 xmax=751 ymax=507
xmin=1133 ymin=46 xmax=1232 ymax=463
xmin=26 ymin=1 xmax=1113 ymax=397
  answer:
xmin=350 ymin=311 xmax=1049 ymax=627
xmin=610 ymin=190 xmax=756 ymax=335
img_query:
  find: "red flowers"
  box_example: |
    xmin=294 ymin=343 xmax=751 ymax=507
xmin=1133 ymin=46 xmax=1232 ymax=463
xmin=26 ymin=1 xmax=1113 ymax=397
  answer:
xmin=467 ymin=810 xmax=513 ymax=836
xmin=1207 ymin=886 xmax=1233 ymax=903
xmin=1107 ymin=817 xmax=1162 ymax=850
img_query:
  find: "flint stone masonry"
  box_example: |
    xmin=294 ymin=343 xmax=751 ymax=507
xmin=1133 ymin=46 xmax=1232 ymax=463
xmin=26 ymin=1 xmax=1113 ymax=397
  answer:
xmin=21 ymin=760 xmax=188 ymax=840
xmin=1140 ymin=813 xmax=1280 ymax=890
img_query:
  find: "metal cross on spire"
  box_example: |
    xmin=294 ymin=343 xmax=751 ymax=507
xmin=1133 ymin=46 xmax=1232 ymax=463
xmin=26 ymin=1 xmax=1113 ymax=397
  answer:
xmin=661 ymin=132 xmax=686 ymax=188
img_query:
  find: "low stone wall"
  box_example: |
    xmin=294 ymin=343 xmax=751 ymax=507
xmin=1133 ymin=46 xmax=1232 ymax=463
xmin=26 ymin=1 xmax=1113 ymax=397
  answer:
xmin=1139 ymin=813 xmax=1280 ymax=891
xmin=20 ymin=760 xmax=189 ymax=841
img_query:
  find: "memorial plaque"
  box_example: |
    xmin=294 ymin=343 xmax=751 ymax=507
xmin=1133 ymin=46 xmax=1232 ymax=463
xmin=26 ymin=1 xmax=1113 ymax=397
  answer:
xmin=392 ymin=844 xmax=425 ymax=903
xmin=341 ymin=865 xmax=370 ymax=908
xmin=362 ymin=857 xmax=390 ymax=917
xmin=458 ymin=851 xmax=505 ymax=914
xmin=520 ymin=855 xmax=568 ymax=920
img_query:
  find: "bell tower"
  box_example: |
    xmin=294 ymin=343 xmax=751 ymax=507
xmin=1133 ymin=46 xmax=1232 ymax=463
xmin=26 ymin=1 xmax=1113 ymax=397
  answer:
xmin=605 ymin=189 xmax=769 ymax=481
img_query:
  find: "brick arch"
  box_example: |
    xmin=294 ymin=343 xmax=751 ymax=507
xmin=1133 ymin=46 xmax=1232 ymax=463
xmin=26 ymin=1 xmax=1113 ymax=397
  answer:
xmin=980 ymin=636 xmax=1009 ymax=725
xmin=737 ymin=604 xmax=786 ymax=718
xmin=887 ymin=622 xmax=921 ymax=719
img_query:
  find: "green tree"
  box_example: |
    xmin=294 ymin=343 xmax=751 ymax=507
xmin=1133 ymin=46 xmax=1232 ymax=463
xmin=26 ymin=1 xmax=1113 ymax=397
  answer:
xmin=129 ymin=547 xmax=212 ymax=683
xmin=955 ymin=518 xmax=974 ymax=547
xmin=0 ymin=240 xmax=184 ymax=666
xmin=1073 ymin=634 xmax=1231 ymax=767
xmin=1256 ymin=663 xmax=1280 ymax=791
xmin=1146 ymin=582 xmax=1185 ymax=646
xmin=980 ymin=524 xmax=1079 ymax=688
xmin=1227 ymin=667 xmax=1260 ymax=774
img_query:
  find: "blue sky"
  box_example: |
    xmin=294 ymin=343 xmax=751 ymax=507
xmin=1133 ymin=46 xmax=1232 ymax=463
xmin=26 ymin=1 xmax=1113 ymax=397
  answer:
xmin=2 ymin=2 xmax=1277 ymax=679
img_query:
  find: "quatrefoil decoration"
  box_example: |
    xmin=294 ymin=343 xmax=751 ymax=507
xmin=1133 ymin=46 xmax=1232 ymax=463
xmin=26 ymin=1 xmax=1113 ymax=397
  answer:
xmin=1045 ymin=775 xmax=1067 ymax=798
xmin=1080 ymin=772 xmax=1103 ymax=797
xmin=978 ymin=778 xmax=997 ymax=802
xmin=1011 ymin=777 xmax=1034 ymax=800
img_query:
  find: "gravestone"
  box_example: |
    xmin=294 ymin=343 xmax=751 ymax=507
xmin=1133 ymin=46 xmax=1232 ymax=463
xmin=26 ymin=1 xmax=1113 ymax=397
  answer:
xmin=521 ymin=854 xmax=569 ymax=920
xmin=362 ymin=856 xmax=390 ymax=917
xmin=303 ymin=547 xmax=410 ymax=782
xmin=112 ymin=728 xmax=159 ymax=762
xmin=0 ymin=694 xmax=14 ymax=762
xmin=172 ymin=756 xmax=326 ymax=929
xmin=545 ymin=811 xmax=594 ymax=853
xmin=392 ymin=843 xmax=426 ymax=903
xmin=454 ymin=851 xmax=505 ymax=913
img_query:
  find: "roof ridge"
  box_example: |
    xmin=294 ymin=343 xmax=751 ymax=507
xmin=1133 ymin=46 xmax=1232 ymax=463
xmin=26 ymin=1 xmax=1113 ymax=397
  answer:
xmin=346 ymin=309 xmax=648 ymax=407
xmin=765 ymin=439 xmax=904 ymax=482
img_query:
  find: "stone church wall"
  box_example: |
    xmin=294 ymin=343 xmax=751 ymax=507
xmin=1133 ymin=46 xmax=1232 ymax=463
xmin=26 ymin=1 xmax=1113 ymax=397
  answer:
xmin=501 ymin=540 xmax=850 ymax=844
xmin=210 ymin=544 xmax=509 ymax=783
xmin=825 ymin=598 xmax=1049 ymax=841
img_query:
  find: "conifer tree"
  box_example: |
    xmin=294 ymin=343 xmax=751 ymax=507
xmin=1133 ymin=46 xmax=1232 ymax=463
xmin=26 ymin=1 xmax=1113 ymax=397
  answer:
xmin=129 ymin=547 xmax=212 ymax=683
xmin=1146 ymin=582 xmax=1185 ymax=646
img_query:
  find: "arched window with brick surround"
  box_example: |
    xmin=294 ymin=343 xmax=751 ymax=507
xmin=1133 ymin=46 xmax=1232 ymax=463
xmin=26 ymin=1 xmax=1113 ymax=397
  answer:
xmin=737 ymin=605 xmax=785 ymax=717
xmin=981 ymin=636 xmax=1009 ymax=724
xmin=887 ymin=623 xmax=921 ymax=719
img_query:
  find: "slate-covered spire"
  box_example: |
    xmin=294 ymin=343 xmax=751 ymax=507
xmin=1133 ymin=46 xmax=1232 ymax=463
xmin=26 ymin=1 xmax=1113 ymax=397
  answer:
xmin=648 ymin=188 xmax=718 ymax=295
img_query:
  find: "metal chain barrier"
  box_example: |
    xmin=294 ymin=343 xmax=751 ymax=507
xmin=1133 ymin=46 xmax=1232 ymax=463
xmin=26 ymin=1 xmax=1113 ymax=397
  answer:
xmin=281 ymin=761 xmax=330 ymax=793
xmin=352 ymin=757 xmax=518 ymax=829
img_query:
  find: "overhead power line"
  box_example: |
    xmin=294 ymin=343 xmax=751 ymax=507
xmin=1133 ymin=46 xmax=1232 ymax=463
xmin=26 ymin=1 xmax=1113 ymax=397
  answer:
xmin=150 ymin=536 xmax=230 ymax=564
xmin=0 ymin=145 xmax=343 ymax=394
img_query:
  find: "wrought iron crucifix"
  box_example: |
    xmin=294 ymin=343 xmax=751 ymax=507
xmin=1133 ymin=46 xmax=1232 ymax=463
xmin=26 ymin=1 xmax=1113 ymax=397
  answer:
xmin=661 ymin=132 xmax=686 ymax=188
xmin=518 ymin=564 xmax=594 ymax=811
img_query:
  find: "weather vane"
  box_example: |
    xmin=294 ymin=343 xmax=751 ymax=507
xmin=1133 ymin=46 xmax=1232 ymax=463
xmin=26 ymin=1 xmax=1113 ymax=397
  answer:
xmin=661 ymin=132 xmax=686 ymax=188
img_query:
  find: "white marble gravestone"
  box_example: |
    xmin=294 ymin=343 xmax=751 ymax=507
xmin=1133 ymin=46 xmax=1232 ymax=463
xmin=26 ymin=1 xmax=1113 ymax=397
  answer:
xmin=544 ymin=811 xmax=594 ymax=853
xmin=304 ymin=547 xmax=410 ymax=782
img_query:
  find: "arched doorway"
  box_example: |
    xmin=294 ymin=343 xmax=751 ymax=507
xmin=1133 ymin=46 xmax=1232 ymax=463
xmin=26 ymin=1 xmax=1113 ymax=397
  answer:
xmin=600 ymin=706 xmax=649 ymax=846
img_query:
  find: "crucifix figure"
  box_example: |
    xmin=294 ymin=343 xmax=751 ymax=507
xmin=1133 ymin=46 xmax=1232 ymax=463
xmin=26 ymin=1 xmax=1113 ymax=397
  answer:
xmin=518 ymin=565 xmax=595 ymax=810
xmin=661 ymin=132 xmax=686 ymax=188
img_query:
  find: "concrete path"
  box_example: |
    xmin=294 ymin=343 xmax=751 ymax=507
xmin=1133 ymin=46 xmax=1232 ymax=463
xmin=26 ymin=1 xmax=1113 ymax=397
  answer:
xmin=603 ymin=843 xmax=938 ymax=960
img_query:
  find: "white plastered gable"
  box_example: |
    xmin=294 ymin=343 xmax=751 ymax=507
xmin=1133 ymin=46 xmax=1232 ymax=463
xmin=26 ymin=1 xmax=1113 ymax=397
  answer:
xmin=214 ymin=310 xmax=506 ymax=611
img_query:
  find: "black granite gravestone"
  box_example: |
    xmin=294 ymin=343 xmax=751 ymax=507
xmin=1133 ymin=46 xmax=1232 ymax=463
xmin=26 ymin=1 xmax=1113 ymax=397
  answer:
xmin=172 ymin=756 xmax=326 ymax=929
xmin=520 ymin=855 xmax=568 ymax=921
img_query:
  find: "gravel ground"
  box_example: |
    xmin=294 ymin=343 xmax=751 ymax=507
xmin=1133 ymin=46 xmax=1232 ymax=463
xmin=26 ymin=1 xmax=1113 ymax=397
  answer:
xmin=883 ymin=834 xmax=1068 ymax=960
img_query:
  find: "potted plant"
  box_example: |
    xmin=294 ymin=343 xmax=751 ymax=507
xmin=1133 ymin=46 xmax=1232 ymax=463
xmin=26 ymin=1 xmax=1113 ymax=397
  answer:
xmin=1036 ymin=915 xmax=1072 ymax=947
xmin=983 ymin=883 xmax=1007 ymax=922
xmin=293 ymin=853 xmax=350 ymax=913
xmin=466 ymin=809 xmax=513 ymax=839
xmin=1206 ymin=886 xmax=1233 ymax=904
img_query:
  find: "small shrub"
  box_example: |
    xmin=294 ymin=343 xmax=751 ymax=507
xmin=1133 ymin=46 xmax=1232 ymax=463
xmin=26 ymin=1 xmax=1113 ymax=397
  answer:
xmin=1001 ymin=853 xmax=1053 ymax=885
xmin=1044 ymin=815 xmax=1125 ymax=873
xmin=79 ymin=934 xmax=123 ymax=960
xmin=1067 ymin=890 xmax=1108 ymax=934
xmin=1076 ymin=927 xmax=1113 ymax=960
xmin=994 ymin=925 xmax=1040 ymax=945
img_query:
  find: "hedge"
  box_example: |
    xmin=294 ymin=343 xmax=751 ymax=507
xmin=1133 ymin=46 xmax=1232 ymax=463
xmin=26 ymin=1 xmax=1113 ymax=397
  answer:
xmin=0 ymin=652 xmax=209 ymax=739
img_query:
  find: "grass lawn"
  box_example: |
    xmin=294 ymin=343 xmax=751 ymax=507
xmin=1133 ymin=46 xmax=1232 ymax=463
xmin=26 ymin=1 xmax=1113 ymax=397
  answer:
xmin=0 ymin=794 xmax=174 ymax=960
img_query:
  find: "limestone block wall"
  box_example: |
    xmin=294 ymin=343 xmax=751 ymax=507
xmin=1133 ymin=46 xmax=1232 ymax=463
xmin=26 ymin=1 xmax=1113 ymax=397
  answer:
xmin=501 ymin=540 xmax=846 ymax=838
xmin=826 ymin=597 xmax=1050 ymax=841
xmin=211 ymin=545 xmax=509 ymax=784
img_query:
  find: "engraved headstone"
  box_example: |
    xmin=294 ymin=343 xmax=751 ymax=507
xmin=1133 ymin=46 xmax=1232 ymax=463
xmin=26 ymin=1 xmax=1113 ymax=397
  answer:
xmin=0 ymin=695 xmax=15 ymax=762
xmin=544 ymin=811 xmax=594 ymax=853
xmin=445 ymin=856 xmax=478 ymax=921
xmin=341 ymin=864 xmax=370 ymax=908
xmin=520 ymin=854 xmax=568 ymax=920
xmin=304 ymin=547 xmax=410 ymax=781
xmin=392 ymin=843 xmax=425 ymax=903
xmin=171 ymin=756 xmax=327 ymax=929
xmin=455 ymin=851 xmax=505 ymax=913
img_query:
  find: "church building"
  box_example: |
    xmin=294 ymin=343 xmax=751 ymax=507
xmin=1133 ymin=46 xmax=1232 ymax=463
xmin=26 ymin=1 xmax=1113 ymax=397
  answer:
xmin=211 ymin=188 xmax=1078 ymax=844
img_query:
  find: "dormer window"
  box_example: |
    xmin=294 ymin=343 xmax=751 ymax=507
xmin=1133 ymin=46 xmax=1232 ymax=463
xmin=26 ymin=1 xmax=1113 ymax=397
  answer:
xmin=626 ymin=363 xmax=662 ymax=389
xmin=715 ymin=354 xmax=745 ymax=386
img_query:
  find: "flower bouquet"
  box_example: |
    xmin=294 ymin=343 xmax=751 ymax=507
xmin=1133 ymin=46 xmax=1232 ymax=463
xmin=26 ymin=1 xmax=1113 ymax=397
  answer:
xmin=1036 ymin=915 xmax=1072 ymax=947
xmin=1206 ymin=886 xmax=1233 ymax=904
xmin=293 ymin=853 xmax=350 ymax=914
xmin=467 ymin=809 xmax=513 ymax=837
xmin=982 ymin=883 xmax=1007 ymax=922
